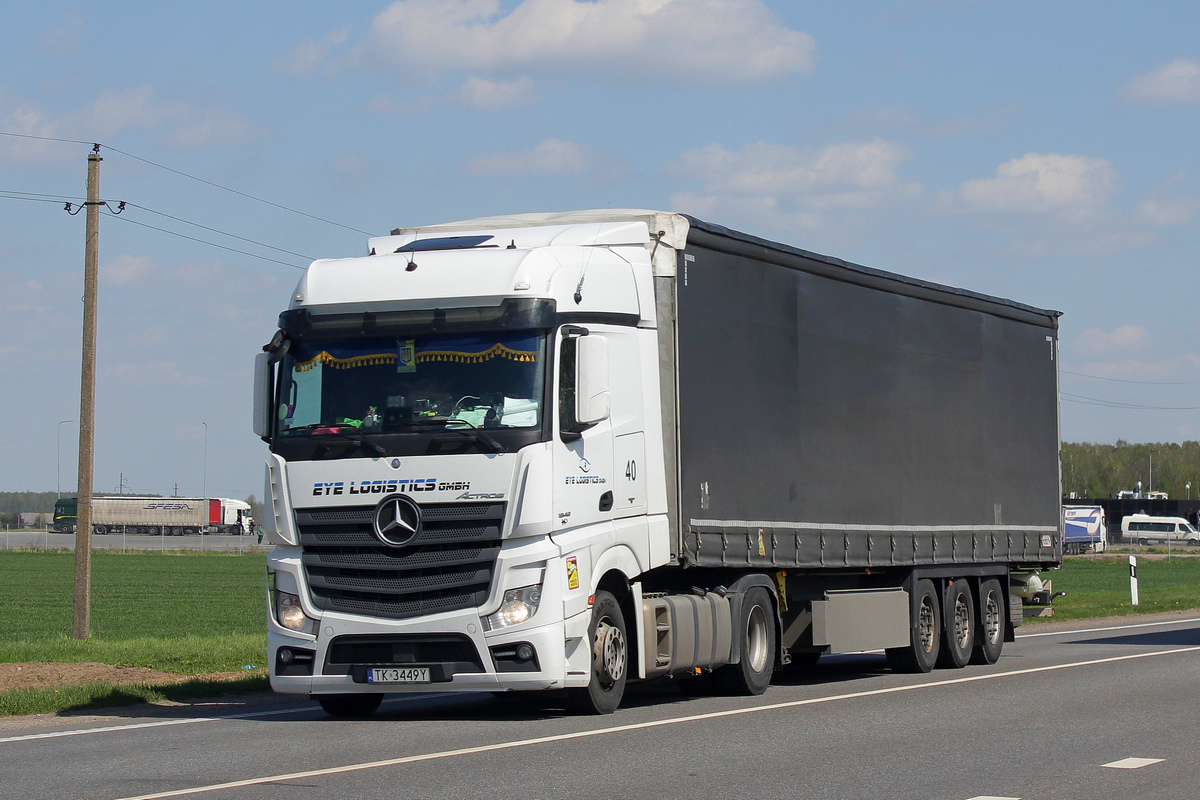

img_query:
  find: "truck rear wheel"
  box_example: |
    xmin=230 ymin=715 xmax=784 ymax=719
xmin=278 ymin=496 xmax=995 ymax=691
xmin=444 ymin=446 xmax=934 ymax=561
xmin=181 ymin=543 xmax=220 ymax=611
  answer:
xmin=885 ymin=578 xmax=941 ymax=673
xmin=316 ymin=693 xmax=383 ymax=718
xmin=970 ymin=579 xmax=1004 ymax=665
xmin=712 ymin=587 xmax=776 ymax=695
xmin=567 ymin=590 xmax=627 ymax=715
xmin=937 ymin=580 xmax=974 ymax=669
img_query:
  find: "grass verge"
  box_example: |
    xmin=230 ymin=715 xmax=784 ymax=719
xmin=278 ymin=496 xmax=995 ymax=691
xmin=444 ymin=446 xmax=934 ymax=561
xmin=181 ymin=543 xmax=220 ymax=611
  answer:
xmin=0 ymin=675 xmax=269 ymax=717
xmin=0 ymin=550 xmax=267 ymax=716
xmin=1029 ymin=555 xmax=1200 ymax=622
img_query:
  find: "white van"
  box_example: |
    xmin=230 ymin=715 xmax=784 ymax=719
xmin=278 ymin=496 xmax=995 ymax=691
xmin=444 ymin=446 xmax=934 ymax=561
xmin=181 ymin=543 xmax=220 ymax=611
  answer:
xmin=1121 ymin=514 xmax=1200 ymax=547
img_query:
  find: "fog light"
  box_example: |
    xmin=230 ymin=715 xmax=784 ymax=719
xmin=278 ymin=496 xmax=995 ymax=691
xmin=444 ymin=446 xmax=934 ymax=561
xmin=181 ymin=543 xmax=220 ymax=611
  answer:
xmin=516 ymin=643 xmax=534 ymax=661
xmin=278 ymin=647 xmax=294 ymax=664
xmin=485 ymin=585 xmax=542 ymax=630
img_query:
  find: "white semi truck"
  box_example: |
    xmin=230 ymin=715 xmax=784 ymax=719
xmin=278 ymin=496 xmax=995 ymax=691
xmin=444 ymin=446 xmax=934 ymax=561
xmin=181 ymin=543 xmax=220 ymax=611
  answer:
xmin=255 ymin=210 xmax=1062 ymax=717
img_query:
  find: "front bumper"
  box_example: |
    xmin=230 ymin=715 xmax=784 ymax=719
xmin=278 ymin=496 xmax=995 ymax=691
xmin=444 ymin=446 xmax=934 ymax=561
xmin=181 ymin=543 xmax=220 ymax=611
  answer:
xmin=269 ymin=609 xmax=576 ymax=694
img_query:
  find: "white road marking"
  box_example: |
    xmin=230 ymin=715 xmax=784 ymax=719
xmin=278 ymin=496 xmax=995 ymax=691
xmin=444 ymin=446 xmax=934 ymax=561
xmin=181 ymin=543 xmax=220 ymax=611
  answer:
xmin=111 ymin=644 xmax=1200 ymax=800
xmin=1103 ymin=757 xmax=1164 ymax=769
xmin=1017 ymin=616 xmax=1200 ymax=639
xmin=0 ymin=693 xmax=458 ymax=744
xmin=967 ymin=796 xmax=1021 ymax=800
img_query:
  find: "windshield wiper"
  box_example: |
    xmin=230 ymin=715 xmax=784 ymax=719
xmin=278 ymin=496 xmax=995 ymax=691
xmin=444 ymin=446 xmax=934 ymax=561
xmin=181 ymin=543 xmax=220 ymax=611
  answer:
xmin=284 ymin=424 xmax=387 ymax=457
xmin=442 ymin=419 xmax=508 ymax=454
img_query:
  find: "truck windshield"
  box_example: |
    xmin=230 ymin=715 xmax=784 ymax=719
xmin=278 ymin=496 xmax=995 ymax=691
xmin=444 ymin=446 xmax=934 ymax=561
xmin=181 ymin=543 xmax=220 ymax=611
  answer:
xmin=276 ymin=330 xmax=547 ymax=440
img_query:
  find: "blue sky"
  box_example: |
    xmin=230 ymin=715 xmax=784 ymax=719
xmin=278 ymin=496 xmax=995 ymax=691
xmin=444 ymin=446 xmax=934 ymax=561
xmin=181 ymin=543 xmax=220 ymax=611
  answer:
xmin=2 ymin=1 xmax=1198 ymax=500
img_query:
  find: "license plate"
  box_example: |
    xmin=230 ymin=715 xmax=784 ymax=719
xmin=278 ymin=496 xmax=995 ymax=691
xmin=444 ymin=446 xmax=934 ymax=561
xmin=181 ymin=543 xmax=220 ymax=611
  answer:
xmin=367 ymin=667 xmax=431 ymax=684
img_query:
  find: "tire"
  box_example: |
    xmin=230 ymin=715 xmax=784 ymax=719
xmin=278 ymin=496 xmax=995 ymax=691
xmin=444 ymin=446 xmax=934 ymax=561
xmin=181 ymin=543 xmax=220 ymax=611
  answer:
xmin=970 ymin=579 xmax=1004 ymax=665
xmin=567 ymin=590 xmax=628 ymax=715
xmin=712 ymin=586 xmax=776 ymax=695
xmin=885 ymin=579 xmax=941 ymax=673
xmin=1138 ymin=538 xmax=1148 ymax=547
xmin=938 ymin=580 xmax=974 ymax=669
xmin=94 ymin=526 xmax=107 ymax=535
xmin=1187 ymin=540 xmax=1199 ymax=548
xmin=316 ymin=693 xmax=383 ymax=718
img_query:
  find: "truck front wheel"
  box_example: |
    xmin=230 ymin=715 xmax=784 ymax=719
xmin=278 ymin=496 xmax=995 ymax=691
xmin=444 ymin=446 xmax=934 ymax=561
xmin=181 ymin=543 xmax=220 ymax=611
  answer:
xmin=713 ymin=586 xmax=776 ymax=695
xmin=885 ymin=578 xmax=941 ymax=673
xmin=567 ymin=590 xmax=627 ymax=715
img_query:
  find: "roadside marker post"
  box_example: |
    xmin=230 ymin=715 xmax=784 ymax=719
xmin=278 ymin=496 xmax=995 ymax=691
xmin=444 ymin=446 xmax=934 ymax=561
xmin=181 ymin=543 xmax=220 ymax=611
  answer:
xmin=1129 ymin=556 xmax=1139 ymax=606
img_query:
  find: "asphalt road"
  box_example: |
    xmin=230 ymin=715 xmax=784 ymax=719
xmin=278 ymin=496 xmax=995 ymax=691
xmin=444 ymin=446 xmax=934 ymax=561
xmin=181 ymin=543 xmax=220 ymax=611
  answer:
xmin=2 ymin=614 xmax=1199 ymax=800
xmin=0 ymin=530 xmax=267 ymax=553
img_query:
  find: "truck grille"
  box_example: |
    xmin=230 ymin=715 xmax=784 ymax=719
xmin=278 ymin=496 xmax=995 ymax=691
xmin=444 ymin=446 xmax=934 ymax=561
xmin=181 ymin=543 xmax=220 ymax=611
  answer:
xmin=296 ymin=502 xmax=504 ymax=620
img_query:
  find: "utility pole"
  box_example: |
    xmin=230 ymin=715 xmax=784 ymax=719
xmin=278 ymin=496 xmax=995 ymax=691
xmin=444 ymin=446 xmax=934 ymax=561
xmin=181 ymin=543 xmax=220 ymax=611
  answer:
xmin=73 ymin=146 xmax=101 ymax=640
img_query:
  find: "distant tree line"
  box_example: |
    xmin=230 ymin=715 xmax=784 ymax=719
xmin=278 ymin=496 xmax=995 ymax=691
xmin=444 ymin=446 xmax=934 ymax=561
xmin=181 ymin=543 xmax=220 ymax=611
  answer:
xmin=1062 ymin=441 xmax=1200 ymax=500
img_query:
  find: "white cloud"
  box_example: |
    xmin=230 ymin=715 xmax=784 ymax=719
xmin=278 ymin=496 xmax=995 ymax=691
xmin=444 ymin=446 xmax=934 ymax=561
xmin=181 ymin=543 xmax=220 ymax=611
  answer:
xmin=352 ymin=0 xmax=815 ymax=85
xmin=0 ymin=88 xmax=262 ymax=166
xmin=41 ymin=14 xmax=83 ymax=56
xmin=1120 ymin=58 xmax=1200 ymax=105
xmin=462 ymin=138 xmax=602 ymax=175
xmin=102 ymin=254 xmax=157 ymax=288
xmin=167 ymin=107 xmax=264 ymax=148
xmin=669 ymin=139 xmax=919 ymax=226
xmin=1075 ymin=325 xmax=1151 ymax=357
xmin=457 ymin=76 xmax=537 ymax=109
xmin=276 ymin=29 xmax=350 ymax=77
xmin=951 ymin=152 xmax=1118 ymax=225
xmin=1134 ymin=174 xmax=1200 ymax=227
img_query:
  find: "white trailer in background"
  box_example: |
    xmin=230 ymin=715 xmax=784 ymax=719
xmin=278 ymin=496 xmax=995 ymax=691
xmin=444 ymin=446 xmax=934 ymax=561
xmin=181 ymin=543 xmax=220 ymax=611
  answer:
xmin=53 ymin=496 xmax=253 ymax=536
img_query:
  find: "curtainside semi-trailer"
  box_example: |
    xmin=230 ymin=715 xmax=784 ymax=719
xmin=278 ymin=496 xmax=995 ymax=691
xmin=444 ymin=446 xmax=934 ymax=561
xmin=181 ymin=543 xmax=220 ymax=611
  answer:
xmin=254 ymin=210 xmax=1062 ymax=716
xmin=54 ymin=496 xmax=253 ymax=536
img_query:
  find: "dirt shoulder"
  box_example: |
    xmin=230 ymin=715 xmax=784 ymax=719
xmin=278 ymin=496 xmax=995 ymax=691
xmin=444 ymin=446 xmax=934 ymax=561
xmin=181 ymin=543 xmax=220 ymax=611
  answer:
xmin=1020 ymin=607 xmax=1200 ymax=632
xmin=0 ymin=662 xmax=253 ymax=694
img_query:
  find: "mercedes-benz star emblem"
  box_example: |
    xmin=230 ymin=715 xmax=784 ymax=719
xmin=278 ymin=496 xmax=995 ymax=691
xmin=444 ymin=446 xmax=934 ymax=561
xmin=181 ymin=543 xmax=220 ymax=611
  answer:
xmin=373 ymin=495 xmax=422 ymax=547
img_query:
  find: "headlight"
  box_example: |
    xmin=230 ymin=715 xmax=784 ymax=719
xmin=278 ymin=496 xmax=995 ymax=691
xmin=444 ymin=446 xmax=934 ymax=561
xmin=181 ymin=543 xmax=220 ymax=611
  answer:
xmin=274 ymin=590 xmax=317 ymax=635
xmin=486 ymin=585 xmax=542 ymax=630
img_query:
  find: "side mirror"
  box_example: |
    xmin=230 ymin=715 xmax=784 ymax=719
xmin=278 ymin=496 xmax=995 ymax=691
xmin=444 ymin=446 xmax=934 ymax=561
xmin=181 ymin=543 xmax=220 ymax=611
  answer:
xmin=575 ymin=334 xmax=610 ymax=426
xmin=252 ymin=352 xmax=273 ymax=439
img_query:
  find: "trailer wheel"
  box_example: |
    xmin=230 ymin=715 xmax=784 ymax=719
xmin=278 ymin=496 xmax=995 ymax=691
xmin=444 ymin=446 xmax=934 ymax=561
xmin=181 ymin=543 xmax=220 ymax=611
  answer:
xmin=713 ymin=587 xmax=776 ymax=695
xmin=567 ymin=590 xmax=627 ymax=715
xmin=937 ymin=580 xmax=974 ymax=669
xmin=885 ymin=579 xmax=941 ymax=673
xmin=94 ymin=526 xmax=107 ymax=535
xmin=970 ymin=579 xmax=1004 ymax=665
xmin=316 ymin=693 xmax=383 ymax=718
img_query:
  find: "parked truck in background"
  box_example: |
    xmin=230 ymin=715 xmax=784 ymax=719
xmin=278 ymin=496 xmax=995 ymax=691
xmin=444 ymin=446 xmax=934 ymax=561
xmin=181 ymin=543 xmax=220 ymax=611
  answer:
xmin=53 ymin=496 xmax=253 ymax=536
xmin=1063 ymin=505 xmax=1107 ymax=554
xmin=255 ymin=209 xmax=1062 ymax=717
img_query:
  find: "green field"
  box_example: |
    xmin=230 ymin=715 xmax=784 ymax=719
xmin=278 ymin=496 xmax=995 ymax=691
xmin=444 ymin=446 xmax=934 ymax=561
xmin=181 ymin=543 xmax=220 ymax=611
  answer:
xmin=1 ymin=550 xmax=1198 ymax=716
xmin=0 ymin=550 xmax=267 ymax=715
xmin=1032 ymin=555 xmax=1200 ymax=622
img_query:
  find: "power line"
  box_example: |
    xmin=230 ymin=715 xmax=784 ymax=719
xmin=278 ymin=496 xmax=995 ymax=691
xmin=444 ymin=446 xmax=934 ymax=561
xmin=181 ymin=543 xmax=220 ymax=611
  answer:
xmin=98 ymin=143 xmax=376 ymax=236
xmin=4 ymin=187 xmax=313 ymax=267
xmin=0 ymin=131 xmax=93 ymax=147
xmin=1061 ymin=368 xmax=1200 ymax=386
xmin=107 ymin=213 xmax=306 ymax=270
xmin=1062 ymin=391 xmax=1200 ymax=411
xmin=121 ymin=202 xmax=315 ymax=262
xmin=0 ymin=130 xmax=376 ymax=236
